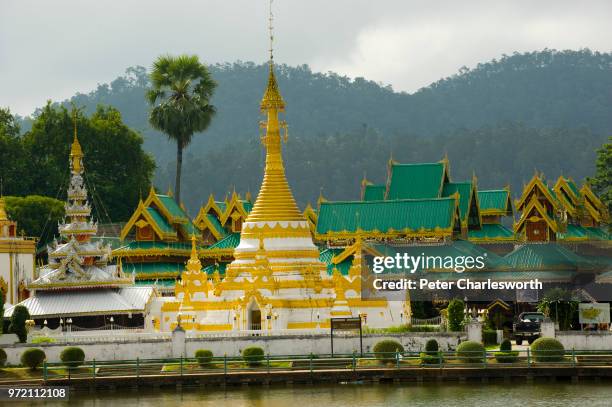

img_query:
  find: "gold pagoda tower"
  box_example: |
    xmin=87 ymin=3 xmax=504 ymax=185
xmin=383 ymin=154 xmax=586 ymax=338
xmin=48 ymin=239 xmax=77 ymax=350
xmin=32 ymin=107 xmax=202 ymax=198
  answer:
xmin=156 ymin=8 xmax=404 ymax=333
xmin=226 ymin=61 xmax=324 ymax=276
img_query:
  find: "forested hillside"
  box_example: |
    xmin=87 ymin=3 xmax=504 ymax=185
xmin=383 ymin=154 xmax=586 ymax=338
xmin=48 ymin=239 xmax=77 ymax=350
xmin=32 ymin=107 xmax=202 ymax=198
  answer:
xmin=18 ymin=49 xmax=612 ymax=216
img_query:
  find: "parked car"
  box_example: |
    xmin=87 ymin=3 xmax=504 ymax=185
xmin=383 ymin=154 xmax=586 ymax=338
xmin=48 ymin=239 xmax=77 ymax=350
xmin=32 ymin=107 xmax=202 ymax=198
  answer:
xmin=513 ymin=312 xmax=545 ymax=345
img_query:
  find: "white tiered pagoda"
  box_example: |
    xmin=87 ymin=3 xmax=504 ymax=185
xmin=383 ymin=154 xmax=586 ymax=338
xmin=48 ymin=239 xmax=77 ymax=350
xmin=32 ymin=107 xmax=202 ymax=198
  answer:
xmin=4 ymin=119 xmax=156 ymax=329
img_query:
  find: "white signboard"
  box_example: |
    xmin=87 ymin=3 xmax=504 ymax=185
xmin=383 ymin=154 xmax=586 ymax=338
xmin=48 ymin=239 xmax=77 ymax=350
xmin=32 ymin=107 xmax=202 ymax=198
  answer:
xmin=579 ymin=303 xmax=610 ymax=324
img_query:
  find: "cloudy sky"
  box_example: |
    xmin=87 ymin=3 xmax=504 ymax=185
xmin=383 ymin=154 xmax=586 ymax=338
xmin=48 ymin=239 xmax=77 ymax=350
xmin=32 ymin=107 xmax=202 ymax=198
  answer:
xmin=1 ymin=0 xmax=611 ymax=116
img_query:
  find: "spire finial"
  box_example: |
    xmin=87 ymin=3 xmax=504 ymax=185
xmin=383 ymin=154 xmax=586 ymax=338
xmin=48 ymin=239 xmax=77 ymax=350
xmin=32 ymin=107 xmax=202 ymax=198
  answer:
xmin=268 ymin=0 xmax=274 ymax=62
xmin=73 ymin=109 xmax=77 ymax=142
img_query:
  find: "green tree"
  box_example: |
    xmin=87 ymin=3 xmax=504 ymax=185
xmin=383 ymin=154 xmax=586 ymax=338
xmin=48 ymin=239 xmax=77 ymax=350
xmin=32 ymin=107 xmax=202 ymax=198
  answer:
xmin=588 ymin=137 xmax=612 ymax=216
xmin=9 ymin=305 xmax=30 ymax=343
xmin=447 ymin=299 xmax=465 ymax=332
xmin=0 ymin=108 xmax=29 ymax=196
xmin=537 ymin=288 xmax=579 ymax=331
xmin=21 ymin=103 xmax=155 ymax=222
xmin=4 ymin=195 xmax=64 ymax=243
xmin=146 ymin=54 xmax=216 ymax=203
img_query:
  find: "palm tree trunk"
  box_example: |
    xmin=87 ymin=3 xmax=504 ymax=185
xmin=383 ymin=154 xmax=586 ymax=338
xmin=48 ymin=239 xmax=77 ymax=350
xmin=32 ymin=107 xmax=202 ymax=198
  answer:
xmin=175 ymin=141 xmax=183 ymax=203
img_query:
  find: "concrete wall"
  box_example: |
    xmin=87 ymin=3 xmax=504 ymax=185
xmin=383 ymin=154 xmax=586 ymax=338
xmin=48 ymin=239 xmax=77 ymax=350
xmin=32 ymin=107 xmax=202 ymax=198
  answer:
xmin=2 ymin=333 xmax=464 ymax=365
xmin=556 ymin=331 xmax=612 ymax=350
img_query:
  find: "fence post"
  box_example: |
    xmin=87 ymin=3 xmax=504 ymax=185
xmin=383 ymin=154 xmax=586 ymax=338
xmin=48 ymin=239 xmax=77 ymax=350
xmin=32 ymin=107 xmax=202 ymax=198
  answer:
xmin=572 ymin=348 xmax=576 ymax=367
xmin=309 ymin=353 xmax=313 ymax=374
xmin=527 ymin=348 xmax=531 ymax=368
xmin=352 ymin=351 xmax=356 ymax=371
xmin=136 ymin=357 xmax=140 ymax=379
xmin=92 ymin=359 xmax=96 ymax=381
xmin=483 ymin=349 xmax=487 ymax=368
xmin=395 ymin=351 xmax=400 ymax=369
xmin=266 ymin=354 xmax=270 ymax=374
xmin=180 ymin=356 xmax=183 ymax=376
xmin=224 ymin=354 xmax=227 ymax=376
xmin=43 ymin=360 xmax=47 ymax=381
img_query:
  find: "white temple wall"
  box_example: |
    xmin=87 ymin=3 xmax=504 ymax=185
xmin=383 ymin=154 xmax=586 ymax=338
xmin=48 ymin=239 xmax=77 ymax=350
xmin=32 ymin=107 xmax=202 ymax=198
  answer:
xmin=156 ymin=305 xmax=407 ymax=332
xmin=2 ymin=333 xmax=464 ymax=364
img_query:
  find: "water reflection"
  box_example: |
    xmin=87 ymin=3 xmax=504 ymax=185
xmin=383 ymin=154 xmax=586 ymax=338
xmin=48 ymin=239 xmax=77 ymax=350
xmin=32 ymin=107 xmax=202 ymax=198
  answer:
xmin=42 ymin=382 xmax=612 ymax=407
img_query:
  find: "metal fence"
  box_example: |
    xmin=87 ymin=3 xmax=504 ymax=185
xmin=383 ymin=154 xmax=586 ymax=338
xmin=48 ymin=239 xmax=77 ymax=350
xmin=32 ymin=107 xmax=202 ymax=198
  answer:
xmin=33 ymin=349 xmax=612 ymax=382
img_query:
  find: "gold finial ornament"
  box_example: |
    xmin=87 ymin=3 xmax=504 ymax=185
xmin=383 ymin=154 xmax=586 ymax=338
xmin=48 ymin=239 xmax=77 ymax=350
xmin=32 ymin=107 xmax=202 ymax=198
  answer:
xmin=186 ymin=234 xmax=202 ymax=273
xmin=70 ymin=109 xmax=83 ymax=174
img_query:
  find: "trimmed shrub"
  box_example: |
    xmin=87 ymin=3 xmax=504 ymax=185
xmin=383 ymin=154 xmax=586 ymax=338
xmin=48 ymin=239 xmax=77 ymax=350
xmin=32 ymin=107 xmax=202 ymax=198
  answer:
xmin=531 ymin=337 xmax=565 ymax=362
xmin=9 ymin=305 xmax=30 ymax=343
xmin=60 ymin=347 xmax=85 ymax=368
xmin=21 ymin=348 xmax=46 ymax=371
xmin=495 ymin=351 xmax=519 ymax=363
xmin=242 ymin=347 xmax=265 ymax=367
xmin=424 ymin=339 xmax=439 ymax=356
xmin=456 ymin=341 xmax=485 ymax=363
xmin=373 ymin=340 xmax=404 ymax=363
xmin=500 ymin=339 xmax=512 ymax=352
xmin=482 ymin=330 xmax=497 ymax=346
xmin=195 ymin=349 xmax=213 ymax=367
xmin=0 ymin=349 xmax=7 ymax=367
xmin=447 ymin=299 xmax=465 ymax=331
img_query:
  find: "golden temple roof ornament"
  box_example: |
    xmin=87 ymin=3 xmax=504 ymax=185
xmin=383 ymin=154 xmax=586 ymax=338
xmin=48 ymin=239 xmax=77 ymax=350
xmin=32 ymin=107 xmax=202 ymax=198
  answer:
xmin=70 ymin=109 xmax=83 ymax=173
xmin=186 ymin=234 xmax=202 ymax=273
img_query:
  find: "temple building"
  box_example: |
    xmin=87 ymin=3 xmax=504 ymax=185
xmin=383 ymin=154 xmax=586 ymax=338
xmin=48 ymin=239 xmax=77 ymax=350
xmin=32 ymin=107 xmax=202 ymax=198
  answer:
xmin=114 ymin=189 xmax=253 ymax=295
xmin=4 ymin=121 xmax=156 ymax=329
xmin=115 ymin=187 xmax=200 ymax=294
xmin=514 ymin=173 xmax=609 ymax=242
xmin=151 ymin=55 xmax=406 ymax=332
xmin=0 ymin=197 xmax=36 ymax=306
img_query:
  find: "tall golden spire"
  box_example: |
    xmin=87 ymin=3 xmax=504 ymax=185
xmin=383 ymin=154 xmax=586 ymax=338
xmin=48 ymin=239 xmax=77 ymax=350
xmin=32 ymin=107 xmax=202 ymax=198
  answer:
xmin=246 ymin=0 xmax=303 ymax=223
xmin=70 ymin=109 xmax=83 ymax=173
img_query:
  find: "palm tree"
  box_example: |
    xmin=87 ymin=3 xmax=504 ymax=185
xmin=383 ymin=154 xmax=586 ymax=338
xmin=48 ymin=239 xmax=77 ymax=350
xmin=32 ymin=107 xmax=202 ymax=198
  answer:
xmin=146 ymin=55 xmax=216 ymax=203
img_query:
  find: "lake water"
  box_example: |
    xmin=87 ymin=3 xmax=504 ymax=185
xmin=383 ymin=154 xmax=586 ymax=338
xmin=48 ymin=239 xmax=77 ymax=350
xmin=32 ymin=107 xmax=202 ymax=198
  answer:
xmin=34 ymin=381 xmax=612 ymax=407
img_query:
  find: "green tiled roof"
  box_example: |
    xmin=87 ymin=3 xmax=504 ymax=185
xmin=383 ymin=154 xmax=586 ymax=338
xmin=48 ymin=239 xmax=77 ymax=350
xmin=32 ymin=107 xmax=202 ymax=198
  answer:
xmin=319 ymin=248 xmax=351 ymax=275
xmin=206 ymin=214 xmax=227 ymax=237
xmin=563 ymin=178 xmax=581 ymax=198
xmin=585 ymin=227 xmax=611 ymax=240
xmin=157 ymin=194 xmax=189 ymax=220
xmin=387 ymin=163 xmax=445 ymax=199
xmin=182 ymin=220 xmax=199 ymax=236
xmin=468 ymin=224 xmax=514 ymax=241
xmin=478 ymin=190 xmax=511 ymax=214
xmin=558 ymin=224 xmax=589 ymax=240
xmin=505 ymin=243 xmax=595 ymax=270
xmin=126 ymin=262 xmax=184 ymax=275
xmin=316 ymin=198 xmax=457 ymax=235
xmin=363 ymin=184 xmax=386 ymax=201
xmin=241 ymin=201 xmax=253 ymax=213
xmin=207 ymin=232 xmax=240 ymax=250
xmin=442 ymin=182 xmax=472 ymax=221
xmin=135 ymin=279 xmax=177 ymax=287
xmin=202 ymin=262 xmax=227 ymax=275
xmin=146 ymin=207 xmax=174 ymax=234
